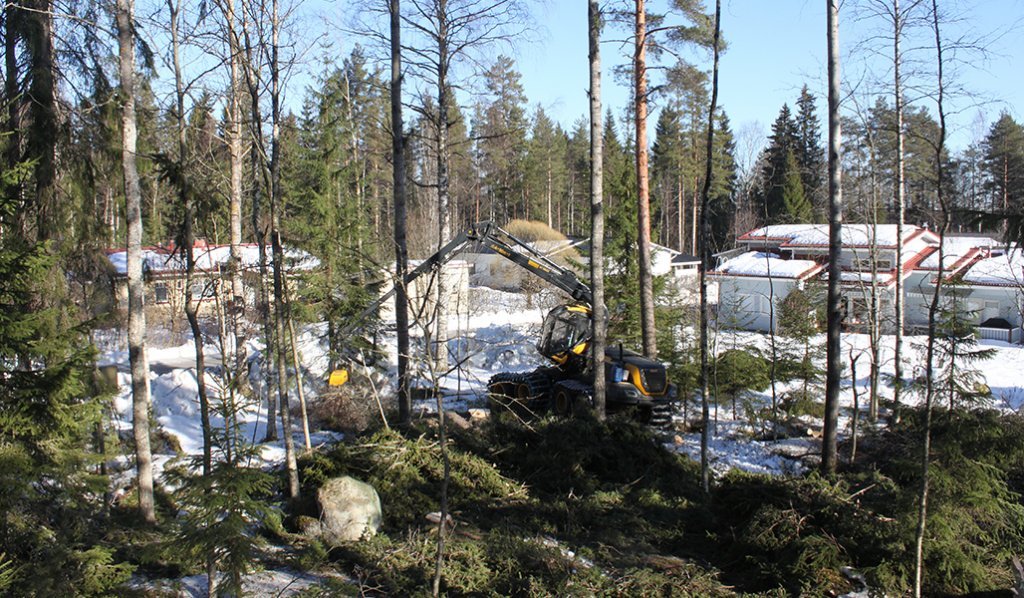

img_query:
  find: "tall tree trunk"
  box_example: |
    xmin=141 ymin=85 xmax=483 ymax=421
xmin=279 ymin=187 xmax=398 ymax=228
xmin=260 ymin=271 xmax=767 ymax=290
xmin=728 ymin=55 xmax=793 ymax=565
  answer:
xmin=434 ymin=18 xmax=451 ymax=372
xmin=4 ymin=3 xmax=22 ymax=206
xmin=116 ymin=0 xmax=156 ymax=524
xmin=699 ymin=0 xmax=722 ymax=495
xmin=25 ymin=0 xmax=57 ymax=240
xmin=893 ymin=0 xmax=907 ymax=420
xmin=588 ymin=0 xmax=606 ymax=420
xmin=269 ymin=0 xmax=300 ymax=501
xmin=635 ymin=0 xmax=657 ymax=358
xmin=224 ymin=0 xmax=246 ymax=389
xmin=238 ymin=5 xmax=277 ymax=441
xmin=914 ymin=3 xmax=947 ymax=592
xmin=169 ymin=4 xmax=217 ymax=589
xmin=390 ymin=0 xmax=411 ymax=425
xmin=822 ymin=0 xmax=844 ymax=475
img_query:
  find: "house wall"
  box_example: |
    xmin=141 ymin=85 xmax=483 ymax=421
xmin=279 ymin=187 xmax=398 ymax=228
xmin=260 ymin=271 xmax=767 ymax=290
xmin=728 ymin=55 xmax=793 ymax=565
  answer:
xmin=905 ymin=285 xmax=1023 ymax=329
xmin=715 ymin=277 xmax=799 ymax=332
xmin=379 ymin=260 xmax=471 ymax=324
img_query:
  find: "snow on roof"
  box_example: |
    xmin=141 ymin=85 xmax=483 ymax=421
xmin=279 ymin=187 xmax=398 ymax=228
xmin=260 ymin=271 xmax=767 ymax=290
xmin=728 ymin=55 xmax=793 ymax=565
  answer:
xmin=822 ymin=270 xmax=896 ymax=286
xmin=712 ymin=251 xmax=821 ymax=279
xmin=739 ymin=224 xmax=933 ymax=248
xmin=961 ymin=250 xmax=1024 ymax=286
xmin=917 ymin=236 xmax=999 ymax=271
xmin=106 ymin=243 xmax=319 ymax=276
xmin=671 ymin=253 xmax=700 ymax=264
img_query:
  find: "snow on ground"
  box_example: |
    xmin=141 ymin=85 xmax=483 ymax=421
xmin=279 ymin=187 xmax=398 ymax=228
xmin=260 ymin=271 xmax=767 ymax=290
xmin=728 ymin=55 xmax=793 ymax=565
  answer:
xmin=101 ymin=285 xmax=1024 ymax=483
xmin=133 ymin=567 xmax=344 ymax=597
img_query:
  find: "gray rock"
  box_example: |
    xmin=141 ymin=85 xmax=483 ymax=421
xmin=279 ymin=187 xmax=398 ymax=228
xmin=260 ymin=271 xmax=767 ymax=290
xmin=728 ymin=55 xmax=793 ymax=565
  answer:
xmin=316 ymin=476 xmax=382 ymax=545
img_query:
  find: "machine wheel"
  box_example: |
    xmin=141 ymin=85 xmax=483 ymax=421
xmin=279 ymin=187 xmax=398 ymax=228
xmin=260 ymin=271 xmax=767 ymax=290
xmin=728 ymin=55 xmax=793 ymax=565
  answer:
xmin=553 ymin=388 xmax=574 ymax=416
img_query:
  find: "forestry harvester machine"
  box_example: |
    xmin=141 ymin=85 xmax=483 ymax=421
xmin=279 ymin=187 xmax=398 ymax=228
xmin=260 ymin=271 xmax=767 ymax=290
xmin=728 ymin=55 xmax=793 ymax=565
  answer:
xmin=329 ymin=221 xmax=676 ymax=427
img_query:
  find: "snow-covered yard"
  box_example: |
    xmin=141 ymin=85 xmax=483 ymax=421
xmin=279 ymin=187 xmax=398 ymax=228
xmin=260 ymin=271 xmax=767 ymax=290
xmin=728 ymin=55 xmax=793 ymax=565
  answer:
xmin=101 ymin=286 xmax=1024 ymax=482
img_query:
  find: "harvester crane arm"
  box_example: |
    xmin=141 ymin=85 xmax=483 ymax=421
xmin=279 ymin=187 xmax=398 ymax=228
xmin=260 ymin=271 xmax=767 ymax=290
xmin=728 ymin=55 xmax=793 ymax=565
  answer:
xmin=336 ymin=221 xmax=590 ymax=342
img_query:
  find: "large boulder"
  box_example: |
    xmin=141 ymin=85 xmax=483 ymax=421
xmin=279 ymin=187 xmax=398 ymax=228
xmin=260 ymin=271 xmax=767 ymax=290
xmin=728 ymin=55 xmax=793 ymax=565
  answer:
xmin=317 ymin=476 xmax=382 ymax=545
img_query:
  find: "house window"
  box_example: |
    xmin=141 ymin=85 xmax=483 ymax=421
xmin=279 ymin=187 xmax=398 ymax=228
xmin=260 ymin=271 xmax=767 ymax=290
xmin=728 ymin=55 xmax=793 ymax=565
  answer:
xmin=154 ymin=282 xmax=169 ymax=304
xmin=847 ymin=297 xmax=869 ymax=323
xmin=983 ymin=300 xmax=1001 ymax=320
xmin=191 ymin=281 xmax=215 ymax=301
xmin=854 ymin=257 xmax=891 ymax=271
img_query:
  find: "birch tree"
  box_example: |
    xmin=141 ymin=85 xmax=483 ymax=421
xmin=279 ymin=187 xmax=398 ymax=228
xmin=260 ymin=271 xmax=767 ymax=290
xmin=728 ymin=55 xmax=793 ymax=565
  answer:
xmin=115 ymin=0 xmax=156 ymax=523
xmin=914 ymin=1 xmax=948 ymax=592
xmin=589 ymin=0 xmax=607 ymax=419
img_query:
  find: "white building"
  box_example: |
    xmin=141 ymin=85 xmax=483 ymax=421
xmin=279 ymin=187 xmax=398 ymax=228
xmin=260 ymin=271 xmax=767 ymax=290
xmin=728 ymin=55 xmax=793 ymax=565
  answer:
xmin=713 ymin=224 xmax=940 ymax=333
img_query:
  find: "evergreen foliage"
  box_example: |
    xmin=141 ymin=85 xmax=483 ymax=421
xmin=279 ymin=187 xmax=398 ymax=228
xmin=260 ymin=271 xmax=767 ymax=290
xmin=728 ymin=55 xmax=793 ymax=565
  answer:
xmin=920 ymin=286 xmax=997 ymax=410
xmin=777 ymin=285 xmax=826 ymax=412
xmin=713 ymin=349 xmax=770 ymax=419
xmin=781 ymin=148 xmax=812 ymax=223
xmin=760 ymin=103 xmax=800 ymax=223
xmin=0 ymin=204 xmax=129 ymax=594
xmin=795 ymin=85 xmax=825 ymax=216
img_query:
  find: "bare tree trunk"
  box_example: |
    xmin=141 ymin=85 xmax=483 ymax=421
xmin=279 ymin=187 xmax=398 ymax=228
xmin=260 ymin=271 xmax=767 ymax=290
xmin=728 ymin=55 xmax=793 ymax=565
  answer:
xmin=238 ymin=2 xmax=277 ymax=442
xmin=286 ymin=284 xmax=311 ymax=451
xmin=4 ymin=3 xmax=22 ymax=205
xmin=24 ymin=0 xmax=57 ymax=240
xmin=849 ymin=348 xmax=860 ymax=462
xmin=893 ymin=0 xmax=907 ymax=420
xmin=434 ymin=18 xmax=451 ymax=373
xmin=914 ymin=3 xmax=948 ymax=592
xmin=391 ymin=0 xmax=411 ymax=425
xmin=635 ymin=0 xmax=657 ymax=358
xmin=699 ymin=0 xmax=721 ymax=495
xmin=822 ymin=0 xmax=844 ymax=475
xmin=589 ymin=0 xmax=606 ymax=420
xmin=116 ymin=0 xmax=156 ymax=524
xmin=169 ymin=4 xmax=217 ymax=589
xmin=223 ymin=0 xmax=246 ymax=391
xmin=268 ymin=0 xmax=300 ymax=501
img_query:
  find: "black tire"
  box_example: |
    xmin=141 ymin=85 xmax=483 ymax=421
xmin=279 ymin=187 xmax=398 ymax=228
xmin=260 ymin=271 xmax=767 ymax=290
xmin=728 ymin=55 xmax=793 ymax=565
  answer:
xmin=553 ymin=388 xmax=573 ymax=416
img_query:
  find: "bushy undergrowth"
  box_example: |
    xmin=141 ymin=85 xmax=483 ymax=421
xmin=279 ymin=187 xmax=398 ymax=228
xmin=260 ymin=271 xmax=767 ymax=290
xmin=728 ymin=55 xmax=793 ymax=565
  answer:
xmin=849 ymin=407 xmax=1024 ymax=595
xmin=296 ymin=408 xmax=1024 ymax=596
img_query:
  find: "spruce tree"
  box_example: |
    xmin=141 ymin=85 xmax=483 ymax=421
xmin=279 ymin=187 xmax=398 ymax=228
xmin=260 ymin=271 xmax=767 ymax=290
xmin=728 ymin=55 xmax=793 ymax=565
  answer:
xmin=761 ymin=104 xmax=799 ymax=222
xmin=708 ymin=110 xmax=738 ymax=250
xmin=0 ymin=216 xmax=127 ymax=593
xmin=795 ymin=85 xmax=825 ymax=217
xmin=781 ymin=148 xmax=813 ymax=223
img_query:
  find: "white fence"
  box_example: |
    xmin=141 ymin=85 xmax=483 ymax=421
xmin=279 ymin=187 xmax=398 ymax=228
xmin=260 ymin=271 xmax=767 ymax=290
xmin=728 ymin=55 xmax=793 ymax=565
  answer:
xmin=977 ymin=325 xmax=1023 ymax=344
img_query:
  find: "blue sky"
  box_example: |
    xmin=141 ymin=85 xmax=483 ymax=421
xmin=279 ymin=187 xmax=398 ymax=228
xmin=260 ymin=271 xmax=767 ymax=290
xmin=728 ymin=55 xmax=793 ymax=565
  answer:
xmin=511 ymin=0 xmax=1024 ymax=165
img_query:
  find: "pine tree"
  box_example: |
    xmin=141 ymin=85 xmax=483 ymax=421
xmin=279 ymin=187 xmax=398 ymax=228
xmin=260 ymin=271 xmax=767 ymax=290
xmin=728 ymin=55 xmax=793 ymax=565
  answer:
xmin=476 ymin=56 xmax=529 ymax=223
xmin=982 ymin=112 xmax=1024 ymax=223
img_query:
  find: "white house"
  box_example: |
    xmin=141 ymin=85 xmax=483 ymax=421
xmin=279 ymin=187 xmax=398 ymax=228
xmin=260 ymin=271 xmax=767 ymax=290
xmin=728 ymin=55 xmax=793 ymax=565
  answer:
xmin=903 ymin=235 xmax=1002 ymax=329
xmin=713 ymin=224 xmax=940 ymax=333
xmin=712 ymin=251 xmax=823 ymax=331
xmin=958 ymin=249 xmax=1024 ymax=343
xmin=106 ymin=240 xmax=319 ymax=320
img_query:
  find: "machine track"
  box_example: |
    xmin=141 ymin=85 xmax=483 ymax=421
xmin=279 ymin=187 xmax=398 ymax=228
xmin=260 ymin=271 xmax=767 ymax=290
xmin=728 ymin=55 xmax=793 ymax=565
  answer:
xmin=488 ymin=370 xmax=551 ymax=416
